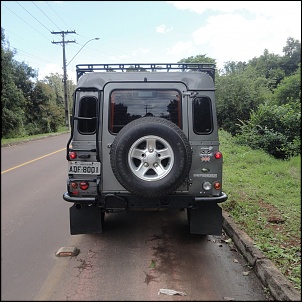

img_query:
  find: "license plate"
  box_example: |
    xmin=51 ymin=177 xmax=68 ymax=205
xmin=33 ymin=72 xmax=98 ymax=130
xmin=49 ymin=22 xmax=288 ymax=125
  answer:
xmin=68 ymin=161 xmax=101 ymax=175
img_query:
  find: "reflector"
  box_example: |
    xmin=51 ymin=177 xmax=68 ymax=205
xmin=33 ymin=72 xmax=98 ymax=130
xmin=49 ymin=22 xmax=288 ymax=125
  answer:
xmin=214 ymin=151 xmax=222 ymax=159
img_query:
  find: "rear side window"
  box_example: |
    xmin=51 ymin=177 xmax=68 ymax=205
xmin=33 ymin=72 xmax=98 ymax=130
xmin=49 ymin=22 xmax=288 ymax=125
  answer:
xmin=110 ymin=89 xmax=181 ymax=133
xmin=78 ymin=97 xmax=97 ymax=134
xmin=193 ymin=97 xmax=213 ymax=134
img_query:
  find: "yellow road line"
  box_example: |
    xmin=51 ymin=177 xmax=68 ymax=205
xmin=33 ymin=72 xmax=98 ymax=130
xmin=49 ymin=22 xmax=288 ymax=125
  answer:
xmin=1 ymin=148 xmax=66 ymax=174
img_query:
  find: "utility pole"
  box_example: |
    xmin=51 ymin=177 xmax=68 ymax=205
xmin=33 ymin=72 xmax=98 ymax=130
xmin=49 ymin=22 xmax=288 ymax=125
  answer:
xmin=51 ymin=30 xmax=76 ymax=130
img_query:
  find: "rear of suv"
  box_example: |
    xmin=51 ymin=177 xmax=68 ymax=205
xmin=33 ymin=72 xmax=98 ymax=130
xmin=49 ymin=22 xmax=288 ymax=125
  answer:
xmin=63 ymin=63 xmax=228 ymax=235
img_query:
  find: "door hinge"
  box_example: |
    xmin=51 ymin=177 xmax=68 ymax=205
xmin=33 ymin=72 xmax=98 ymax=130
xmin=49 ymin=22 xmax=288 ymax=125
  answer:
xmin=182 ymin=91 xmax=198 ymax=98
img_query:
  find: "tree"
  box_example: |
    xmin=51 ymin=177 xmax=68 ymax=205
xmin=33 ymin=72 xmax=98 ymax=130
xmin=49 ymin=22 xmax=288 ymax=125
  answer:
xmin=219 ymin=61 xmax=248 ymax=76
xmin=26 ymin=80 xmax=64 ymax=134
xmin=272 ymin=64 xmax=301 ymax=106
xmin=178 ymin=54 xmax=216 ymax=64
xmin=44 ymin=73 xmax=65 ymax=106
xmin=248 ymin=49 xmax=285 ymax=89
xmin=1 ymin=28 xmax=27 ymax=137
xmin=236 ymin=103 xmax=301 ymax=159
xmin=281 ymin=37 xmax=301 ymax=76
xmin=215 ymin=73 xmax=271 ymax=135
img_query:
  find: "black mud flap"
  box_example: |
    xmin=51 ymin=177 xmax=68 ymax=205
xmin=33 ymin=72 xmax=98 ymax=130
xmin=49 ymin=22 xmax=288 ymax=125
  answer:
xmin=70 ymin=204 xmax=103 ymax=235
xmin=189 ymin=204 xmax=222 ymax=235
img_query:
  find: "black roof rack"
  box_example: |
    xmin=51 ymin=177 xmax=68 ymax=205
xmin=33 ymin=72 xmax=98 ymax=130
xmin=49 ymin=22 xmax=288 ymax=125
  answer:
xmin=75 ymin=63 xmax=216 ymax=81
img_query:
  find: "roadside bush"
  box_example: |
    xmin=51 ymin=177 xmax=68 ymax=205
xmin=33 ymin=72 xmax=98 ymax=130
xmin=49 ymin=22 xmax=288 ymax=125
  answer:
xmin=216 ymin=74 xmax=269 ymax=135
xmin=236 ymin=103 xmax=301 ymax=159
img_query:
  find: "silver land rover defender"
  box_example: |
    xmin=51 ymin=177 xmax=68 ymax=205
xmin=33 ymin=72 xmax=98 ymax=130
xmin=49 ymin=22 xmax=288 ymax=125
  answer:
xmin=63 ymin=63 xmax=228 ymax=235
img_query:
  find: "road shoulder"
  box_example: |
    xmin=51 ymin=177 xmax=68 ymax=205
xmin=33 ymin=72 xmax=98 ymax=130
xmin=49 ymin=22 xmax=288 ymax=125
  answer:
xmin=222 ymin=210 xmax=301 ymax=301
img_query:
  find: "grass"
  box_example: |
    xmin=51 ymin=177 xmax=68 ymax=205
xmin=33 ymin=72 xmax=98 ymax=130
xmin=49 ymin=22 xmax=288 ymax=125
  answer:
xmin=1 ymin=127 xmax=69 ymax=146
xmin=219 ymin=130 xmax=301 ymax=291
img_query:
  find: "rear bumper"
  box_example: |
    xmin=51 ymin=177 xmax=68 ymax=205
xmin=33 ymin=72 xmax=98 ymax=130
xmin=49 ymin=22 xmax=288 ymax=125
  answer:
xmin=63 ymin=191 xmax=228 ymax=208
xmin=63 ymin=192 xmax=97 ymax=203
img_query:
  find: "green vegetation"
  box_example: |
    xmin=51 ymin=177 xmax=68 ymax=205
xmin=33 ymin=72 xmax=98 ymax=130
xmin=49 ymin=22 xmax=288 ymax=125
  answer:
xmin=1 ymin=126 xmax=69 ymax=146
xmin=1 ymin=28 xmax=75 ymax=139
xmin=219 ymin=130 xmax=301 ymax=290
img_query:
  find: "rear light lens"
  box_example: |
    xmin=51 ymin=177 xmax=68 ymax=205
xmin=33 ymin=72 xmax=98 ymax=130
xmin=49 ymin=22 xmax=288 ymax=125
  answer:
xmin=202 ymin=182 xmax=212 ymax=191
xmin=214 ymin=151 xmax=222 ymax=159
xmin=71 ymin=182 xmax=78 ymax=189
xmin=69 ymin=151 xmax=77 ymax=159
xmin=213 ymin=182 xmax=221 ymax=190
xmin=79 ymin=181 xmax=89 ymax=190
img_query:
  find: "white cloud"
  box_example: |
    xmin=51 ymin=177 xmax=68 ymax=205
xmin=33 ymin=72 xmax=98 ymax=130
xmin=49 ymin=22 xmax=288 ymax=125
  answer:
xmin=37 ymin=63 xmax=63 ymax=80
xmin=167 ymin=1 xmax=301 ymax=67
xmin=168 ymin=1 xmax=300 ymax=18
xmin=168 ymin=1 xmax=254 ymax=14
xmin=156 ymin=24 xmax=174 ymax=34
xmin=191 ymin=13 xmax=274 ymax=65
xmin=167 ymin=41 xmax=196 ymax=57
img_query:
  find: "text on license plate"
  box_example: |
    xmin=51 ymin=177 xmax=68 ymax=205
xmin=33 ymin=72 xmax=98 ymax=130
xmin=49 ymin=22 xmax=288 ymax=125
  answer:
xmin=69 ymin=161 xmax=101 ymax=175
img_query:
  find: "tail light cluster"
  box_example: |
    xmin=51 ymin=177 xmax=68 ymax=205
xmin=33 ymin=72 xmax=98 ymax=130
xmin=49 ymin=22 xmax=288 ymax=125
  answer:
xmin=202 ymin=181 xmax=221 ymax=191
xmin=70 ymin=181 xmax=89 ymax=195
xmin=202 ymin=151 xmax=223 ymax=191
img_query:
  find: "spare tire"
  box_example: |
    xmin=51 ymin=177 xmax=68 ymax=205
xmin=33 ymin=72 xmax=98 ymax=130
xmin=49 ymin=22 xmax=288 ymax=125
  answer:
xmin=110 ymin=117 xmax=192 ymax=198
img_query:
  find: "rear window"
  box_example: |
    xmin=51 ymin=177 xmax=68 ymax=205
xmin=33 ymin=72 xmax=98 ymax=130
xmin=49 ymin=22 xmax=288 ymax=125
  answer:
xmin=110 ymin=89 xmax=181 ymax=133
xmin=193 ymin=97 xmax=213 ymax=134
xmin=78 ymin=97 xmax=97 ymax=134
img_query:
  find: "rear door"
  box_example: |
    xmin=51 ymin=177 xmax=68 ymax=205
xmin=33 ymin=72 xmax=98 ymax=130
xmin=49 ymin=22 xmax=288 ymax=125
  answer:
xmin=187 ymin=92 xmax=223 ymax=197
xmin=101 ymin=82 xmax=188 ymax=192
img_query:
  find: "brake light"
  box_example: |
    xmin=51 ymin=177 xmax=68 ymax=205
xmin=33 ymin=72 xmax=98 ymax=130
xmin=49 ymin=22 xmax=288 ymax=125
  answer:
xmin=214 ymin=151 xmax=222 ymax=159
xmin=213 ymin=182 xmax=221 ymax=190
xmin=79 ymin=181 xmax=89 ymax=190
xmin=69 ymin=151 xmax=77 ymax=159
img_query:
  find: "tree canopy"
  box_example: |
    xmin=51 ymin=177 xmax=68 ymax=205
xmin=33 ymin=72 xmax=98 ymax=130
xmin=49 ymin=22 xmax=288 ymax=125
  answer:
xmin=1 ymin=27 xmax=75 ymax=138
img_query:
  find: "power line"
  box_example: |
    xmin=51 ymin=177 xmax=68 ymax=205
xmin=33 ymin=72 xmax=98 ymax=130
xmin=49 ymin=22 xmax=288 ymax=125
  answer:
xmin=2 ymin=3 xmax=50 ymax=41
xmin=31 ymin=1 xmax=62 ymax=32
xmin=16 ymin=1 xmax=52 ymax=33
xmin=13 ymin=47 xmax=50 ymax=63
xmin=45 ymin=1 xmax=70 ymax=30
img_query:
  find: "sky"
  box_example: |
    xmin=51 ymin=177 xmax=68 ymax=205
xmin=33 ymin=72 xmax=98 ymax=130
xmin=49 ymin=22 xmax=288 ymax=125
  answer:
xmin=1 ymin=1 xmax=301 ymax=83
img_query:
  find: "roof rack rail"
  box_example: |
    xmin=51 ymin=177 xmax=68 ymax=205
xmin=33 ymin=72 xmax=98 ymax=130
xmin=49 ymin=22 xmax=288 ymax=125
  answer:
xmin=75 ymin=63 xmax=216 ymax=81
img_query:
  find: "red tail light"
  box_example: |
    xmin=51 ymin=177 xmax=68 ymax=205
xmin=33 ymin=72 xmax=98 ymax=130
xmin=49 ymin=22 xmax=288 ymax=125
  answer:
xmin=214 ymin=151 xmax=222 ymax=159
xmin=69 ymin=151 xmax=77 ymax=159
xmin=214 ymin=182 xmax=221 ymax=190
xmin=79 ymin=181 xmax=89 ymax=190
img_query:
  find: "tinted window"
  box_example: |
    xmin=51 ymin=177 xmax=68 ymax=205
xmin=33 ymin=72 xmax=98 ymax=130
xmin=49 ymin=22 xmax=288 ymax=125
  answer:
xmin=78 ymin=97 xmax=97 ymax=134
xmin=110 ymin=90 xmax=181 ymax=133
xmin=193 ymin=97 xmax=213 ymax=134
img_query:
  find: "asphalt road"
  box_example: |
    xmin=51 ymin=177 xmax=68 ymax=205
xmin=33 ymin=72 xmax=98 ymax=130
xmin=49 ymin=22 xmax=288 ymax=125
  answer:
xmin=1 ymin=133 xmax=270 ymax=301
